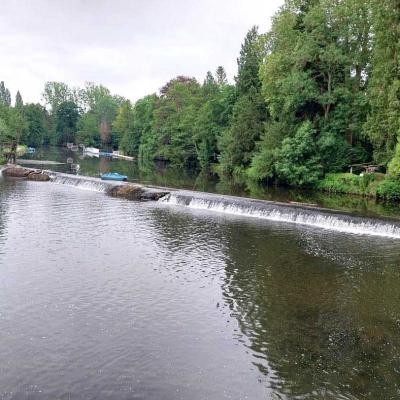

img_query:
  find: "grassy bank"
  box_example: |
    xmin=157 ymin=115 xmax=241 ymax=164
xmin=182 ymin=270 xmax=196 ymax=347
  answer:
xmin=0 ymin=145 xmax=27 ymax=165
xmin=316 ymin=173 xmax=400 ymax=203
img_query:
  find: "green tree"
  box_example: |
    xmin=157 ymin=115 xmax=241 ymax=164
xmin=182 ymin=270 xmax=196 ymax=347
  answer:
xmin=365 ymin=0 xmax=400 ymax=164
xmin=251 ymin=0 xmax=372 ymax=182
xmin=21 ymin=104 xmax=47 ymax=146
xmin=76 ymin=112 xmax=99 ymax=146
xmin=7 ymin=108 xmax=27 ymax=145
xmin=15 ymin=91 xmax=24 ymax=109
xmin=145 ymin=77 xmax=202 ymax=166
xmin=113 ymin=100 xmax=136 ymax=155
xmin=218 ymin=26 xmax=266 ymax=176
xmin=55 ymin=101 xmax=79 ymax=144
xmin=80 ymin=82 xmax=121 ymax=147
xmin=134 ymin=94 xmax=158 ymax=161
xmin=0 ymin=82 xmax=11 ymax=107
xmin=275 ymin=121 xmax=322 ymax=186
xmin=42 ymin=81 xmax=73 ymax=112
xmin=216 ymin=66 xmax=228 ymax=86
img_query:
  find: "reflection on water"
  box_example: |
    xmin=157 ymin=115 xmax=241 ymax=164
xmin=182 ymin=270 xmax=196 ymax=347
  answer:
xmin=217 ymin=220 xmax=400 ymax=399
xmin=2 ymin=167 xmax=400 ymax=399
xmin=20 ymin=146 xmax=400 ymax=219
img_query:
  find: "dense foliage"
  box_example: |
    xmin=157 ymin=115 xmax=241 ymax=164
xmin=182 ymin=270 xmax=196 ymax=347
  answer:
xmin=1 ymin=0 xmax=400 ymax=196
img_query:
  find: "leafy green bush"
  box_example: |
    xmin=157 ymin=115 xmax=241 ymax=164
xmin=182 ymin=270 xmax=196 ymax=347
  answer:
xmin=316 ymin=172 xmax=383 ymax=196
xmin=376 ymin=177 xmax=400 ymax=202
xmin=388 ymin=143 xmax=400 ymax=176
xmin=275 ymin=121 xmax=323 ymax=187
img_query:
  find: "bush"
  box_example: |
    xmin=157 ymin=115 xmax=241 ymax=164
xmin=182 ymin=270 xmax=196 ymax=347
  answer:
xmin=316 ymin=172 xmax=383 ymax=196
xmin=376 ymin=177 xmax=400 ymax=202
xmin=275 ymin=121 xmax=323 ymax=187
xmin=388 ymin=143 xmax=400 ymax=176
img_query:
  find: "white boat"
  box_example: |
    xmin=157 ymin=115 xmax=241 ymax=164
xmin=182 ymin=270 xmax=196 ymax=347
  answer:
xmin=85 ymin=147 xmax=100 ymax=155
xmin=112 ymin=150 xmax=134 ymax=161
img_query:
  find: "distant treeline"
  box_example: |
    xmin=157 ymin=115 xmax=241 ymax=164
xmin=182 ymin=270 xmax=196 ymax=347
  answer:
xmin=1 ymin=0 xmax=400 ymax=188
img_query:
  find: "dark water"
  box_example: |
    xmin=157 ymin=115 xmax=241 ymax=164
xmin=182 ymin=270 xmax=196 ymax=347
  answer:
xmin=1 ymin=175 xmax=400 ymax=399
xmin=19 ymin=147 xmax=400 ymax=219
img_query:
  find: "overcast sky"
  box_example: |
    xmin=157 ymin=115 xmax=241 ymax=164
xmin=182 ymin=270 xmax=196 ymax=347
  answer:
xmin=0 ymin=0 xmax=283 ymax=104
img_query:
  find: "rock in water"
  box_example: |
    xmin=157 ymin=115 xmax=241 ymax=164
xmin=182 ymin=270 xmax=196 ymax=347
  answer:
xmin=2 ymin=166 xmax=34 ymax=177
xmin=140 ymin=190 xmax=170 ymax=201
xmin=107 ymin=184 xmax=145 ymax=200
xmin=27 ymin=172 xmax=51 ymax=181
xmin=107 ymin=184 xmax=169 ymax=201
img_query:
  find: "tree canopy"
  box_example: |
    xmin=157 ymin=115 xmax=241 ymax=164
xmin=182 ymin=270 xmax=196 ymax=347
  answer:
xmin=1 ymin=0 xmax=400 ymax=189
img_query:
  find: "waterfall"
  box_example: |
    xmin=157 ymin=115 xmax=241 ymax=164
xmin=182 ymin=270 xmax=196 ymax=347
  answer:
xmin=49 ymin=173 xmax=117 ymax=193
xmin=160 ymin=192 xmax=400 ymax=239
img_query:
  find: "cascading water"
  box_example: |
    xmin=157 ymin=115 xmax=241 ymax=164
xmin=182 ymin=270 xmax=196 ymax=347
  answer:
xmin=45 ymin=171 xmax=400 ymax=238
xmin=160 ymin=191 xmax=400 ymax=239
xmin=49 ymin=172 xmax=117 ymax=193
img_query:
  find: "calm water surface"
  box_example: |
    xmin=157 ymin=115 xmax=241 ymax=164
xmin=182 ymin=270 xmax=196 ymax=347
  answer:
xmin=2 ymin=172 xmax=400 ymax=399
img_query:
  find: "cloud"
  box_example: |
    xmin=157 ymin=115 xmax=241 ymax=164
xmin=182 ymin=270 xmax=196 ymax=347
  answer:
xmin=0 ymin=0 xmax=283 ymax=104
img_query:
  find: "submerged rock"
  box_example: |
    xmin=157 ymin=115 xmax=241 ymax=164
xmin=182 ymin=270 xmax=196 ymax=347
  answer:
xmin=2 ymin=166 xmax=50 ymax=182
xmin=2 ymin=166 xmax=33 ymax=178
xmin=107 ymin=184 xmax=145 ymax=200
xmin=27 ymin=172 xmax=51 ymax=181
xmin=140 ymin=190 xmax=170 ymax=201
xmin=107 ymin=184 xmax=169 ymax=201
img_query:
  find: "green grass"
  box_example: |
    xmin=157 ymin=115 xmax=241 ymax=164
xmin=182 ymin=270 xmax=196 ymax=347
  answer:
xmin=376 ymin=177 xmax=400 ymax=202
xmin=316 ymin=173 xmax=385 ymax=197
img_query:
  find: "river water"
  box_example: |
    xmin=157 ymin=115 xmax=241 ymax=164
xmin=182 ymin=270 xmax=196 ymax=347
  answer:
xmin=1 ymin=150 xmax=400 ymax=399
xmin=18 ymin=146 xmax=400 ymax=219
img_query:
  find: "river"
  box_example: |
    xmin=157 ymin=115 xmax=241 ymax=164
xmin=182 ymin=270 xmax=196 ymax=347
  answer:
xmin=1 ymin=148 xmax=400 ymax=399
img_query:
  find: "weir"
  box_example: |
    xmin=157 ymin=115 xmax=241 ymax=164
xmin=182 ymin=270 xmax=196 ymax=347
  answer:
xmin=49 ymin=172 xmax=118 ymax=193
xmin=160 ymin=191 xmax=400 ymax=239
xmin=14 ymin=168 xmax=400 ymax=239
xmin=48 ymin=171 xmax=169 ymax=201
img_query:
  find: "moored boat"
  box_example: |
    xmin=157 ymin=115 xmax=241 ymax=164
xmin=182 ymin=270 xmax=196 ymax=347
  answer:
xmin=101 ymin=172 xmax=128 ymax=181
xmin=85 ymin=147 xmax=100 ymax=155
xmin=99 ymin=151 xmax=113 ymax=157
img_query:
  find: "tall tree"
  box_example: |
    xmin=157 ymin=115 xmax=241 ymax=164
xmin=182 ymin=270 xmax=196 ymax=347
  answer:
xmin=113 ymin=100 xmax=136 ymax=155
xmin=22 ymin=103 xmax=47 ymax=146
xmin=15 ymin=91 xmax=23 ymax=109
xmin=216 ymin=66 xmax=228 ymax=86
xmin=55 ymin=101 xmax=79 ymax=144
xmin=218 ymin=26 xmax=267 ymax=176
xmin=365 ymin=0 xmax=400 ymax=164
xmin=250 ymin=0 xmax=372 ymax=183
xmin=149 ymin=77 xmax=202 ymax=165
xmin=0 ymin=82 xmax=11 ymax=107
xmin=42 ymin=81 xmax=73 ymax=112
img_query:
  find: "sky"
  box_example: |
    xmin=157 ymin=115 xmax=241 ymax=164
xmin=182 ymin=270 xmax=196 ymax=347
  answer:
xmin=0 ymin=0 xmax=283 ymax=104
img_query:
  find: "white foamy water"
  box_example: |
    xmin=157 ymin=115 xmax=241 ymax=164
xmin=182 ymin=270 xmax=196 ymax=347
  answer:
xmin=49 ymin=173 xmax=112 ymax=193
xmin=161 ymin=193 xmax=400 ymax=239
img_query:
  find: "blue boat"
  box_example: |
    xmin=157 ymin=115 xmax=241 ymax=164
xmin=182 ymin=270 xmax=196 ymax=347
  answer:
xmin=101 ymin=172 xmax=128 ymax=181
xmin=99 ymin=151 xmax=113 ymax=157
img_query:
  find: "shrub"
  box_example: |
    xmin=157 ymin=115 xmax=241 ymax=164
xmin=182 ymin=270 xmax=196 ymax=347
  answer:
xmin=275 ymin=121 xmax=323 ymax=187
xmin=388 ymin=143 xmax=400 ymax=176
xmin=316 ymin=173 xmax=381 ymax=196
xmin=376 ymin=177 xmax=400 ymax=202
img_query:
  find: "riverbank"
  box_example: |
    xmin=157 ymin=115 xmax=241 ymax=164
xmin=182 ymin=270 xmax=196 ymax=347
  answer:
xmin=316 ymin=172 xmax=400 ymax=203
xmin=0 ymin=144 xmax=27 ymax=164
